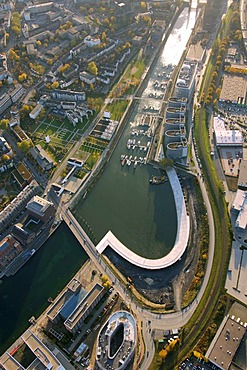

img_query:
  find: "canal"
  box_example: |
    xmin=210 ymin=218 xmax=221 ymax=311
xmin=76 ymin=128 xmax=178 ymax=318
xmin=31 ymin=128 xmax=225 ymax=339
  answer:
xmin=74 ymin=6 xmax=198 ymax=259
xmin=0 ymin=223 xmax=88 ymax=355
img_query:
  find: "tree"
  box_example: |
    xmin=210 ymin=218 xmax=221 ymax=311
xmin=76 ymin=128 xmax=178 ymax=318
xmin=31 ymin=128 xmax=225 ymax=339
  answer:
xmin=90 ymin=83 xmax=94 ymax=91
xmin=2 ymin=154 xmax=10 ymax=162
xmin=9 ymin=49 xmax=20 ymax=61
xmin=51 ymin=81 xmax=59 ymax=89
xmin=20 ymin=104 xmax=33 ymax=119
xmin=18 ymin=73 xmax=27 ymax=83
xmin=88 ymin=61 xmax=98 ymax=76
xmin=36 ymin=40 xmax=42 ymax=47
xmin=58 ymin=63 xmax=70 ymax=74
xmin=17 ymin=139 xmax=33 ymax=153
xmin=0 ymin=119 xmax=9 ymax=129
xmin=101 ymin=31 xmax=107 ymax=42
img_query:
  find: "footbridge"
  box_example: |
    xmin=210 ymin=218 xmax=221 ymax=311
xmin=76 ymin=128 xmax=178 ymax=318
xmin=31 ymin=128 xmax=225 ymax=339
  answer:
xmin=96 ymin=167 xmax=190 ymax=269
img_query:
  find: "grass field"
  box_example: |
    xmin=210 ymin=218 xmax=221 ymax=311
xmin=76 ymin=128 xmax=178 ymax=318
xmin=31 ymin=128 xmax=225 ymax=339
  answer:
xmin=106 ymin=99 xmax=129 ymax=121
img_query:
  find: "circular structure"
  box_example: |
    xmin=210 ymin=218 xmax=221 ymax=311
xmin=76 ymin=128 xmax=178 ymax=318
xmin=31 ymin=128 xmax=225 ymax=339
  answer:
xmin=96 ymin=311 xmax=136 ymax=370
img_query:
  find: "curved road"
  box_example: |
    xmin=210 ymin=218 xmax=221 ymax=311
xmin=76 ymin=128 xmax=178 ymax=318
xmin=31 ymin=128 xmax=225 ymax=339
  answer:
xmin=58 ymin=155 xmax=215 ymax=368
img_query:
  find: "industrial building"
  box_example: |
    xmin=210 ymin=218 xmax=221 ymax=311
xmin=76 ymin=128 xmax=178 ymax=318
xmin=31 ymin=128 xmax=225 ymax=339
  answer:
xmin=219 ymin=74 xmax=247 ymax=106
xmin=213 ymin=116 xmax=243 ymax=147
xmin=96 ymin=311 xmax=136 ymax=370
xmin=231 ymin=189 xmax=247 ymax=245
xmin=238 ymin=159 xmax=247 ymax=190
xmin=0 ymin=235 xmax=22 ymax=271
xmin=206 ymin=315 xmax=246 ymax=370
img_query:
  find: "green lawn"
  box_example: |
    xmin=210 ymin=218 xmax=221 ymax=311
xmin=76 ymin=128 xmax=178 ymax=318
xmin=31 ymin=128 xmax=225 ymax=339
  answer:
xmin=106 ymin=99 xmax=129 ymax=121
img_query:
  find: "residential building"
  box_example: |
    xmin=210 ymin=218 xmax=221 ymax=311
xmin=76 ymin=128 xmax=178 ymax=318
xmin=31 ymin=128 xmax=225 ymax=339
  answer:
xmin=12 ymin=162 xmax=32 ymax=188
xmin=26 ymin=195 xmax=55 ymax=222
xmin=30 ymin=144 xmax=55 ymax=171
xmin=0 ymin=235 xmax=22 ymax=271
xmin=0 ymin=136 xmax=12 ymax=157
xmin=84 ymin=35 xmax=101 ymax=47
xmin=51 ymin=89 xmax=86 ymax=102
xmin=64 ymin=283 xmax=105 ymax=334
xmin=0 ymin=180 xmax=40 ymax=232
xmin=166 ymin=140 xmax=188 ymax=160
xmin=79 ymin=71 xmax=96 ymax=85
xmin=0 ymin=329 xmax=65 ymax=370
xmin=0 ymin=85 xmax=24 ymax=116
xmin=29 ymin=103 xmax=43 ymax=119
xmin=174 ymin=61 xmax=197 ymax=100
xmin=11 ymin=223 xmax=36 ymax=245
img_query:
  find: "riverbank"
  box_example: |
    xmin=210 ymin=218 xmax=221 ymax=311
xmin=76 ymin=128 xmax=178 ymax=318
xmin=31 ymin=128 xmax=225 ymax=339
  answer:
xmin=0 ymin=222 xmax=88 ymax=355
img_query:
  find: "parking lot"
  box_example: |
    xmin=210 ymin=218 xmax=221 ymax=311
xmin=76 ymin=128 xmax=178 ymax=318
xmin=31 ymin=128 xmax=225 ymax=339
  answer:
xmin=179 ymin=357 xmax=220 ymax=370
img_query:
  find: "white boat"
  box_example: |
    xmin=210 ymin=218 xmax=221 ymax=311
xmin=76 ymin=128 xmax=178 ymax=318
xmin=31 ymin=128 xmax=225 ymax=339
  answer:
xmin=129 ymin=155 xmax=132 ymax=161
xmin=120 ymin=154 xmax=125 ymax=161
xmin=127 ymin=159 xmax=131 ymax=166
xmin=134 ymin=161 xmax=137 ymax=169
xmin=127 ymin=144 xmax=131 ymax=149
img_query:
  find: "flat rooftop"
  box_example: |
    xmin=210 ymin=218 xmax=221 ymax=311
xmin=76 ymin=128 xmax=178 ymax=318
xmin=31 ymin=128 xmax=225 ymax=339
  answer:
xmin=219 ymin=74 xmax=247 ymax=104
xmin=64 ymin=283 xmax=103 ymax=330
xmin=214 ymin=116 xmax=243 ymax=146
xmin=206 ymin=316 xmax=246 ymax=369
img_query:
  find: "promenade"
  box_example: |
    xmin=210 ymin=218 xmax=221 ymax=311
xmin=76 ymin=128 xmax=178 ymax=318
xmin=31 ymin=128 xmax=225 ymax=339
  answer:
xmin=96 ymin=167 xmax=190 ymax=269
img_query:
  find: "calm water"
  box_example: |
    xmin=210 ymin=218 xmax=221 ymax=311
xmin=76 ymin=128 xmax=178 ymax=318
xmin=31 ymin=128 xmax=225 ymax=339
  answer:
xmin=74 ymin=7 xmax=197 ymax=259
xmin=0 ymin=223 xmax=88 ymax=355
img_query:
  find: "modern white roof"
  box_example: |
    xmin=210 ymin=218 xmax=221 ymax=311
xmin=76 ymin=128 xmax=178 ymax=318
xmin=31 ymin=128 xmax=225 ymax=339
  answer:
xmin=214 ymin=116 xmax=243 ymax=146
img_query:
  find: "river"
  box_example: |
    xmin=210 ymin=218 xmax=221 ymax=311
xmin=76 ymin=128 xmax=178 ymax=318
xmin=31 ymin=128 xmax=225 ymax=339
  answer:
xmin=0 ymin=223 xmax=88 ymax=355
xmin=74 ymin=6 xmax=198 ymax=259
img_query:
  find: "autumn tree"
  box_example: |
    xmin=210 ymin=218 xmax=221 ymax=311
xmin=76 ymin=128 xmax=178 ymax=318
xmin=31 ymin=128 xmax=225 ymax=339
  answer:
xmin=51 ymin=81 xmax=59 ymax=89
xmin=18 ymin=73 xmax=27 ymax=83
xmin=9 ymin=49 xmax=20 ymax=61
xmin=18 ymin=139 xmax=34 ymax=153
xmin=0 ymin=119 xmax=9 ymax=129
xmin=2 ymin=154 xmax=10 ymax=162
xmin=101 ymin=31 xmax=107 ymax=43
xmin=88 ymin=61 xmax=98 ymax=76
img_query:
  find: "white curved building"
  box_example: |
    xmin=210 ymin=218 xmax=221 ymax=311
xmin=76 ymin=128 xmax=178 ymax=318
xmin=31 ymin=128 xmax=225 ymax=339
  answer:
xmin=96 ymin=168 xmax=190 ymax=269
xmin=96 ymin=311 xmax=136 ymax=370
